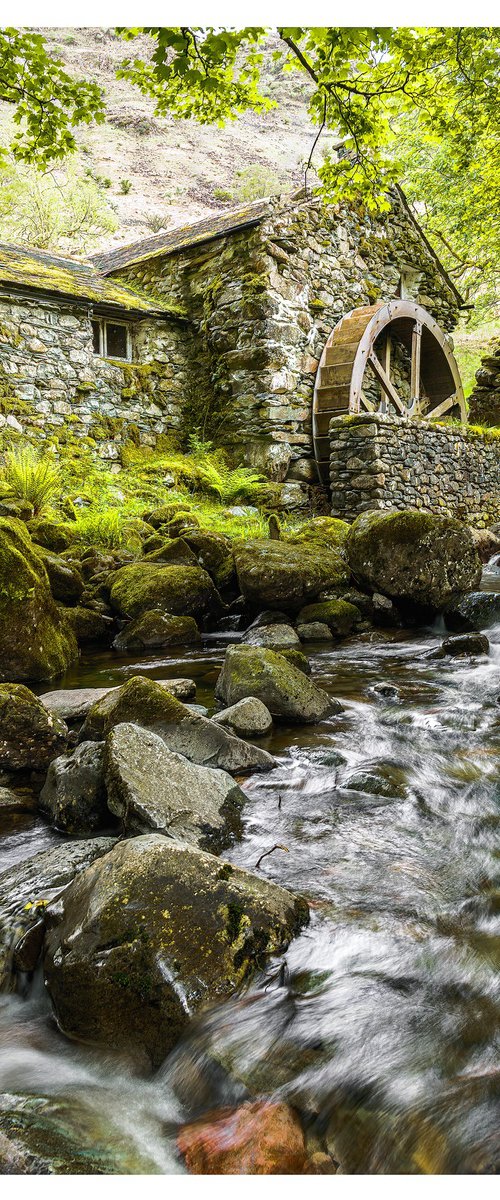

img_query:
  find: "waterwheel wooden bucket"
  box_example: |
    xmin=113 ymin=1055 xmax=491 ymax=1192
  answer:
xmin=313 ymin=300 xmax=466 ymax=485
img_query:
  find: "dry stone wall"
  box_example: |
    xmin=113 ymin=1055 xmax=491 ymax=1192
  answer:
xmin=468 ymin=340 xmax=500 ymax=427
xmin=119 ymin=191 xmax=460 ymax=481
xmin=0 ymin=291 xmax=193 ymax=462
xmin=329 ymin=413 xmax=500 ymax=527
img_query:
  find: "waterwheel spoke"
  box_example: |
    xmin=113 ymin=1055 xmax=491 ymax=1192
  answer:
xmin=410 ymin=321 xmax=422 ymax=409
xmin=360 ymin=389 xmax=375 ymax=412
xmin=426 ymin=393 xmax=457 ymax=420
xmin=368 ymin=350 xmax=406 ymax=415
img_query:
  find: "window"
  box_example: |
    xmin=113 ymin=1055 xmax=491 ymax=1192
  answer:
xmin=91 ymin=318 xmax=131 ymax=361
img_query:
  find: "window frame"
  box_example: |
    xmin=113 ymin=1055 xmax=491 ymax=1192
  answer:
xmin=91 ymin=317 xmax=132 ymax=363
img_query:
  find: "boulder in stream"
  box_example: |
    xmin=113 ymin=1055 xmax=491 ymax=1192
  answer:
xmin=104 ymin=722 xmax=245 ymax=851
xmin=212 ymin=697 xmax=273 ymax=739
xmin=0 ymin=684 xmax=68 ymax=774
xmin=80 ymin=676 xmax=275 ymax=775
xmin=345 ymin=510 xmax=481 ymax=613
xmin=0 ymin=836 xmax=116 ymax=988
xmin=39 ymin=678 xmax=196 ymax=725
xmin=113 ymin=610 xmax=201 ymax=651
xmin=215 ymin=646 xmax=341 ymax=724
xmin=242 ymin=623 xmax=301 ymax=650
xmin=43 ymin=834 xmax=309 ymax=1067
xmin=39 ymin=741 xmax=110 ymax=835
xmin=444 ymin=591 xmax=500 ymax=632
xmin=436 ymin=632 xmax=490 ymax=659
xmin=176 ymin=1099 xmax=308 ymax=1174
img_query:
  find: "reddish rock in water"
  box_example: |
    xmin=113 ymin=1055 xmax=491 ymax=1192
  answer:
xmin=176 ymin=1099 xmax=307 ymax=1175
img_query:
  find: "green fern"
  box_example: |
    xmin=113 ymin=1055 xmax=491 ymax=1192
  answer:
xmin=3 ymin=446 xmax=61 ymax=514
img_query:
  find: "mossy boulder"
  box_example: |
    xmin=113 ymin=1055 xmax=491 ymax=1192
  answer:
xmin=183 ymin=530 xmax=236 ymax=590
xmin=0 ymin=496 xmax=33 ymax=521
xmin=64 ymin=606 xmax=114 ymax=646
xmin=297 ymin=598 xmax=361 ymax=636
xmin=215 ymin=646 xmax=341 ymax=724
xmin=113 ymin=610 xmax=201 ymax=652
xmin=80 ymin=676 xmax=275 ymax=775
xmin=0 ymin=518 xmax=78 ymax=681
xmin=288 ymin=516 xmax=350 ymax=550
xmin=346 ymin=510 xmax=482 ymax=612
xmin=28 ymin=518 xmax=75 ymax=553
xmin=43 ymin=834 xmax=309 ymax=1067
xmin=234 ymin=540 xmax=350 ymax=613
xmin=36 ymin=547 xmax=84 ymax=605
xmin=0 ymin=683 xmax=68 ymax=773
xmin=109 ymin=563 xmax=223 ymax=620
xmin=141 ymin=537 xmax=198 ymax=566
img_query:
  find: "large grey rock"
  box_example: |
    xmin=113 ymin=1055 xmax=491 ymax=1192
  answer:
xmin=0 ymin=684 xmax=68 ymax=773
xmin=212 ymin=697 xmax=273 ymax=739
xmin=346 ymin=510 xmax=481 ymax=612
xmin=444 ymin=591 xmax=500 ymax=632
xmin=44 ymin=835 xmax=309 ymax=1067
xmin=215 ymin=645 xmax=341 ymax=724
xmin=242 ymin=623 xmax=301 ymax=650
xmin=0 ymin=837 xmax=116 ymax=989
xmin=40 ymin=677 xmax=196 ymax=724
xmin=435 ymin=632 xmax=490 ymax=659
xmin=80 ymin=676 xmax=275 ymax=776
xmin=113 ymin=610 xmax=201 ymax=651
xmin=39 ymin=741 xmax=109 ymax=835
xmin=104 ymin=723 xmax=245 ymax=851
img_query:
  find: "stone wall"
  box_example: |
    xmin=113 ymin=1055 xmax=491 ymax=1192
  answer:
xmin=468 ymin=339 xmax=500 ymax=427
xmin=0 ymin=290 xmax=194 ymax=463
xmin=329 ymin=413 xmax=500 ymax=527
xmin=118 ymin=191 xmax=461 ymax=481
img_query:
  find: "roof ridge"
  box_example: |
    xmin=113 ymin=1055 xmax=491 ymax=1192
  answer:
xmin=92 ymin=196 xmax=275 ymax=275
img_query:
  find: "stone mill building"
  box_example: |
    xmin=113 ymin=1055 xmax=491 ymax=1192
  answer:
xmin=0 ymin=187 xmax=498 ymax=525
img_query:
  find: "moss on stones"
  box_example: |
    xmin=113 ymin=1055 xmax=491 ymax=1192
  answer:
xmin=297 ymin=598 xmax=361 ymax=635
xmin=109 ymin=562 xmax=222 ymax=620
xmin=346 ymin=509 xmax=482 ymax=611
xmin=0 ymin=517 xmax=78 ymax=681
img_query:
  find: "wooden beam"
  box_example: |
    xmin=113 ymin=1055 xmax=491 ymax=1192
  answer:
xmin=368 ymin=350 xmax=406 ymax=415
xmin=411 ymin=321 xmax=422 ymax=406
xmin=426 ymin=393 xmax=457 ymax=420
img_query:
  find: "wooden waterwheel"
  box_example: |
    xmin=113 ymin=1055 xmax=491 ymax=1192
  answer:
xmin=313 ymin=300 xmax=466 ymax=485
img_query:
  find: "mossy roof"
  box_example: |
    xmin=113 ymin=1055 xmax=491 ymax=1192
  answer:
xmin=92 ymin=199 xmax=271 ymax=274
xmin=0 ymin=242 xmax=187 ymax=319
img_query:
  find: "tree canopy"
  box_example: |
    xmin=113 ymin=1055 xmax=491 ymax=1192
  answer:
xmin=0 ymin=25 xmax=498 ymax=311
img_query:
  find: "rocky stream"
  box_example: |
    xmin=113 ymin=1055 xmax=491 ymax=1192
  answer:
xmin=0 ymin=505 xmax=500 ymax=1174
xmin=1 ymin=547 xmax=499 ymax=1173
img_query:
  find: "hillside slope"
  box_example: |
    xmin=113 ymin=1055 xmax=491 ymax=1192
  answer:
xmin=0 ymin=27 xmax=317 ymax=254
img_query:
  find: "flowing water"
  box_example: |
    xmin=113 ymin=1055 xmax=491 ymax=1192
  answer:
xmin=1 ymin=567 xmax=500 ymax=1173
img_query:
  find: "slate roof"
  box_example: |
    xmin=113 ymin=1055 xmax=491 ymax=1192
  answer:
xmin=92 ymin=199 xmax=271 ymax=274
xmin=0 ymin=242 xmax=187 ymax=318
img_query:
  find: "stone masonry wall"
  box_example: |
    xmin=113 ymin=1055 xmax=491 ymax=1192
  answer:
xmin=119 ymin=191 xmax=461 ymax=482
xmin=468 ymin=339 xmax=500 ymax=427
xmin=329 ymin=413 xmax=500 ymax=527
xmin=0 ymin=290 xmax=194 ymax=463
